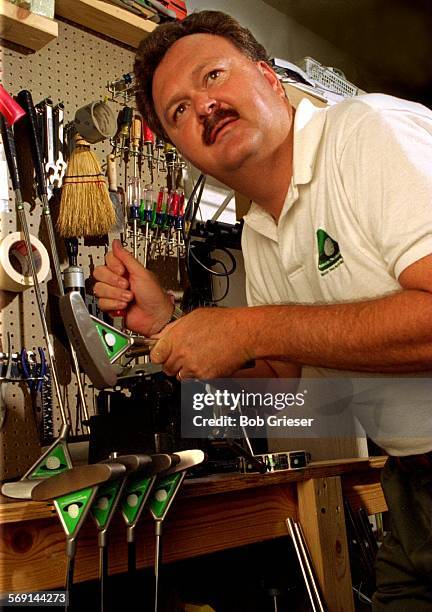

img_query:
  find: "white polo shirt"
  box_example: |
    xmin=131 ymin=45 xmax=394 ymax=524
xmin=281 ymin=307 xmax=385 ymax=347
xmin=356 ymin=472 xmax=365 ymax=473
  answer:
xmin=242 ymin=93 xmax=432 ymax=456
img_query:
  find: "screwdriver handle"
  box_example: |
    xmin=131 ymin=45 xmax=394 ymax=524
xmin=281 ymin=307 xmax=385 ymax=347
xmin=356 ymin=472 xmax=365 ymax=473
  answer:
xmin=106 ymin=153 xmax=117 ymax=192
xmin=109 ymin=309 xmax=126 ymax=320
xmin=131 ymin=118 xmax=141 ymax=147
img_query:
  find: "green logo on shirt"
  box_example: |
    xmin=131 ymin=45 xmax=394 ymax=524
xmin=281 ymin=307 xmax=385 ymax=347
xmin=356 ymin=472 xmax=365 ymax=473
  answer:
xmin=317 ymin=229 xmax=343 ymax=275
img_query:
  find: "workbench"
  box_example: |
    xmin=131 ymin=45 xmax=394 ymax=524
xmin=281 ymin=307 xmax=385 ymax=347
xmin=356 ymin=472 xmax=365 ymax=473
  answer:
xmin=0 ymin=457 xmax=387 ymax=611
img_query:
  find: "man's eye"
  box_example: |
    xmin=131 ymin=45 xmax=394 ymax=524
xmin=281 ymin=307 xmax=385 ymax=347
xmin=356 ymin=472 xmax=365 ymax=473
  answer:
xmin=173 ymin=103 xmax=186 ymax=121
xmin=207 ymin=70 xmax=221 ymax=82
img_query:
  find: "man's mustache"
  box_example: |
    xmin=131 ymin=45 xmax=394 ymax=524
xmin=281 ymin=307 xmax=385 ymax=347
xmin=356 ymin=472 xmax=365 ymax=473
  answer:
xmin=203 ymin=107 xmax=239 ymax=145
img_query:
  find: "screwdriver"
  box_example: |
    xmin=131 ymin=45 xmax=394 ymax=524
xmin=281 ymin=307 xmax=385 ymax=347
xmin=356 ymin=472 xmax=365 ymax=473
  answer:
xmin=142 ymin=121 xmax=154 ymax=184
xmin=155 ymin=137 xmax=164 ymax=179
xmin=150 ymin=187 xmax=168 ymax=260
xmin=140 ymin=184 xmax=155 ymax=268
xmin=127 ymin=176 xmax=141 ymax=259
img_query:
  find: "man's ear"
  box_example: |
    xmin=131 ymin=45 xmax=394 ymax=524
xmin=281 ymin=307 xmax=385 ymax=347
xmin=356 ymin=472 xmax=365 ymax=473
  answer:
xmin=256 ymin=61 xmax=286 ymax=98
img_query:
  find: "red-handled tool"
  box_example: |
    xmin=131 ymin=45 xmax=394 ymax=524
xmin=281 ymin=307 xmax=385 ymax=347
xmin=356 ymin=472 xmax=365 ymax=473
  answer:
xmin=0 ymin=85 xmax=25 ymax=126
xmin=143 ymin=121 xmax=154 ymax=184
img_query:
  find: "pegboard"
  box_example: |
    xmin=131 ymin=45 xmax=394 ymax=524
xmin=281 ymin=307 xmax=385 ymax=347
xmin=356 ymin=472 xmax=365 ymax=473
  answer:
xmin=0 ymin=19 xmax=184 ymax=480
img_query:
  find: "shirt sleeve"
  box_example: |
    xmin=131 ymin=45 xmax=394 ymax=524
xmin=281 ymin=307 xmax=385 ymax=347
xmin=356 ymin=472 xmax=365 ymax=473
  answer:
xmin=339 ymin=102 xmax=432 ymax=279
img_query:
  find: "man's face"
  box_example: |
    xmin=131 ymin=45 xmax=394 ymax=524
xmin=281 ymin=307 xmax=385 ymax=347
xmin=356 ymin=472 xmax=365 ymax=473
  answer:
xmin=152 ymin=33 xmax=292 ymax=182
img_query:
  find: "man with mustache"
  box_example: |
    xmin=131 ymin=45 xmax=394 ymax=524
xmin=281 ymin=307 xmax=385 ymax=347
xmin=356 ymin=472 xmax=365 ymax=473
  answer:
xmin=93 ymin=11 xmax=432 ymax=610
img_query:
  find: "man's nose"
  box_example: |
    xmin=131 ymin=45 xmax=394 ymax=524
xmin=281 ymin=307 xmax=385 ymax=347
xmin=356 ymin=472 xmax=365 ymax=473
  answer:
xmin=194 ymin=94 xmax=217 ymax=121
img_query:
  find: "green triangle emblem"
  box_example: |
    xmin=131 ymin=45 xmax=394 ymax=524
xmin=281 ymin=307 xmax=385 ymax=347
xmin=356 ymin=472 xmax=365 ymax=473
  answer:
xmin=29 ymin=443 xmax=72 ymax=479
xmin=317 ymin=229 xmax=343 ymax=274
xmin=54 ymin=487 xmax=96 ymax=537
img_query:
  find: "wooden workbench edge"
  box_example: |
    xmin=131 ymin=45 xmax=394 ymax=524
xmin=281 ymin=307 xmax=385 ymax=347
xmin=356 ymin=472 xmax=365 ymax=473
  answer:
xmin=0 ymin=456 xmax=387 ymax=524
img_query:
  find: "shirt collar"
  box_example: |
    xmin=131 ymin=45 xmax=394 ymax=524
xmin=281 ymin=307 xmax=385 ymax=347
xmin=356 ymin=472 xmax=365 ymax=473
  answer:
xmin=243 ymin=98 xmax=328 ymax=239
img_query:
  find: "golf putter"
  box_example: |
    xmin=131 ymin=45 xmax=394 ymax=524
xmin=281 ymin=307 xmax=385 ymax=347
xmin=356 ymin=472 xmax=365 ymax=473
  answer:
xmin=59 ymin=291 xmax=160 ymax=389
xmin=0 ymin=114 xmax=73 ymax=491
xmin=149 ymin=450 xmax=205 ymax=612
xmin=91 ymin=454 xmax=152 ymax=612
xmin=3 ymin=463 xmax=126 ymax=612
xmin=40 ymin=462 xmax=126 ymax=612
xmin=119 ymin=454 xmax=173 ymax=579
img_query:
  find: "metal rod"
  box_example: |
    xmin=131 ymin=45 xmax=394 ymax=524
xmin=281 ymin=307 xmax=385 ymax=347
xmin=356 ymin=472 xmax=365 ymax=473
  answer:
xmin=286 ymin=518 xmax=317 ymax=612
xmin=65 ymin=554 xmax=75 ymax=612
xmin=295 ymin=521 xmax=325 ymax=612
xmin=154 ymin=522 xmax=162 ymax=612
xmin=211 ymin=190 xmax=235 ymax=222
xmin=99 ymin=544 xmax=108 ymax=612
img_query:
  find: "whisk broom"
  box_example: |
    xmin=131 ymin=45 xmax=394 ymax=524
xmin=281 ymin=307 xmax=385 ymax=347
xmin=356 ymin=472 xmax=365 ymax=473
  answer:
xmin=57 ymin=134 xmax=115 ymax=237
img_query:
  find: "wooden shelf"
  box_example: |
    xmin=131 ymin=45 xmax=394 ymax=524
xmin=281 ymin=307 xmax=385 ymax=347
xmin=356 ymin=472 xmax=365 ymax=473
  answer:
xmin=55 ymin=0 xmax=157 ymax=49
xmin=0 ymin=0 xmax=58 ymax=51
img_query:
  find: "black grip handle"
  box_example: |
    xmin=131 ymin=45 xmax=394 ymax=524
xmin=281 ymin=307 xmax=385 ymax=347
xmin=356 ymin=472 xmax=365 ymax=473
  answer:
xmin=0 ymin=114 xmax=21 ymax=192
xmin=16 ymin=90 xmax=47 ymax=199
xmin=123 ymin=106 xmax=133 ymax=126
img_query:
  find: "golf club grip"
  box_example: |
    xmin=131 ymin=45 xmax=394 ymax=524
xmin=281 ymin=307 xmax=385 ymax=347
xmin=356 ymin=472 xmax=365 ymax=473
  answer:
xmin=16 ymin=90 xmax=47 ymax=198
xmin=0 ymin=115 xmax=21 ymax=192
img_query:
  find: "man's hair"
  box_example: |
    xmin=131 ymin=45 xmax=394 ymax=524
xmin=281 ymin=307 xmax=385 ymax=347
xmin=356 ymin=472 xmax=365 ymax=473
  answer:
xmin=134 ymin=10 xmax=270 ymax=138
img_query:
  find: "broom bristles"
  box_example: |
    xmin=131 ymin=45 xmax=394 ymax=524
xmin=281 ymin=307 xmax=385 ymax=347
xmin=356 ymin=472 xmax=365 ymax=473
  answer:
xmin=57 ymin=140 xmax=115 ymax=237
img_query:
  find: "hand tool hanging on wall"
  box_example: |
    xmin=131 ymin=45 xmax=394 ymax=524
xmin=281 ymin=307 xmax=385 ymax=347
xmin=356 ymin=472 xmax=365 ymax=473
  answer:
xmin=16 ymin=89 xmax=90 ymax=439
xmin=53 ymin=103 xmax=67 ymax=186
xmin=149 ymin=450 xmax=205 ymax=612
xmin=20 ymin=347 xmax=48 ymax=442
xmin=128 ymin=117 xmax=142 ymax=257
xmin=143 ymin=121 xmax=154 ymax=184
xmin=58 ymin=133 xmax=115 ymax=237
xmin=0 ymin=112 xmax=74 ymax=481
xmin=0 ymin=84 xmax=25 ymax=126
xmin=0 ymin=332 xmax=13 ymax=431
xmin=106 ymin=153 xmax=125 ymax=234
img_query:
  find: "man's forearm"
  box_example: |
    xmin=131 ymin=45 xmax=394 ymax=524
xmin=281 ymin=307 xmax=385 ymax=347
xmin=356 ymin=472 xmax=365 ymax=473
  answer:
xmin=245 ymin=289 xmax=432 ymax=372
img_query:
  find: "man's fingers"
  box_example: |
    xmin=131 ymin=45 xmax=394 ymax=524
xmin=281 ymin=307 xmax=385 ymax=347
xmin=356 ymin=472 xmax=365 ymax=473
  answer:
xmin=150 ymin=336 xmax=172 ymax=365
xmin=93 ymin=266 xmax=129 ymax=289
xmin=98 ymin=298 xmax=128 ymax=312
xmin=93 ymin=282 xmax=133 ymax=303
xmin=112 ymin=238 xmax=147 ymax=275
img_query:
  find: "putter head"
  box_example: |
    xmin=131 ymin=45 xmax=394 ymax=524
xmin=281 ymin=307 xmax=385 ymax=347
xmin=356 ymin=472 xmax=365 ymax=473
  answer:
xmin=104 ymin=454 xmax=152 ymax=473
xmin=31 ymin=463 xmax=126 ymax=501
xmin=150 ymin=454 xmax=173 ymax=474
xmin=165 ymin=450 xmax=205 ymax=475
xmin=59 ymin=291 xmax=118 ymax=389
xmin=2 ymin=480 xmax=41 ymax=500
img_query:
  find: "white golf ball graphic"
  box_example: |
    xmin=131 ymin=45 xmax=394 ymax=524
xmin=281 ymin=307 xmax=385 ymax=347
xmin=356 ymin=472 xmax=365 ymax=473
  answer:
xmin=46 ymin=456 xmax=61 ymax=470
xmin=324 ymin=238 xmax=335 ymax=257
xmin=68 ymin=504 xmax=80 ymax=519
xmin=104 ymin=333 xmax=116 ymax=347
xmin=155 ymin=489 xmax=168 ymax=502
xmin=97 ymin=497 xmax=109 ymax=511
xmin=127 ymin=494 xmax=139 ymax=507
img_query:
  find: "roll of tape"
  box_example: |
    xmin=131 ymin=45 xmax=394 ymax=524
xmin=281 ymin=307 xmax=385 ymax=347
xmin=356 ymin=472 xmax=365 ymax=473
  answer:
xmin=0 ymin=232 xmax=50 ymax=292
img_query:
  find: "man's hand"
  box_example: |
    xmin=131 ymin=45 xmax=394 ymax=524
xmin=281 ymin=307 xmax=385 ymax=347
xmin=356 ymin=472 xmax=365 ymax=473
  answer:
xmin=150 ymin=307 xmax=253 ymax=379
xmin=93 ymin=239 xmax=173 ymax=336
